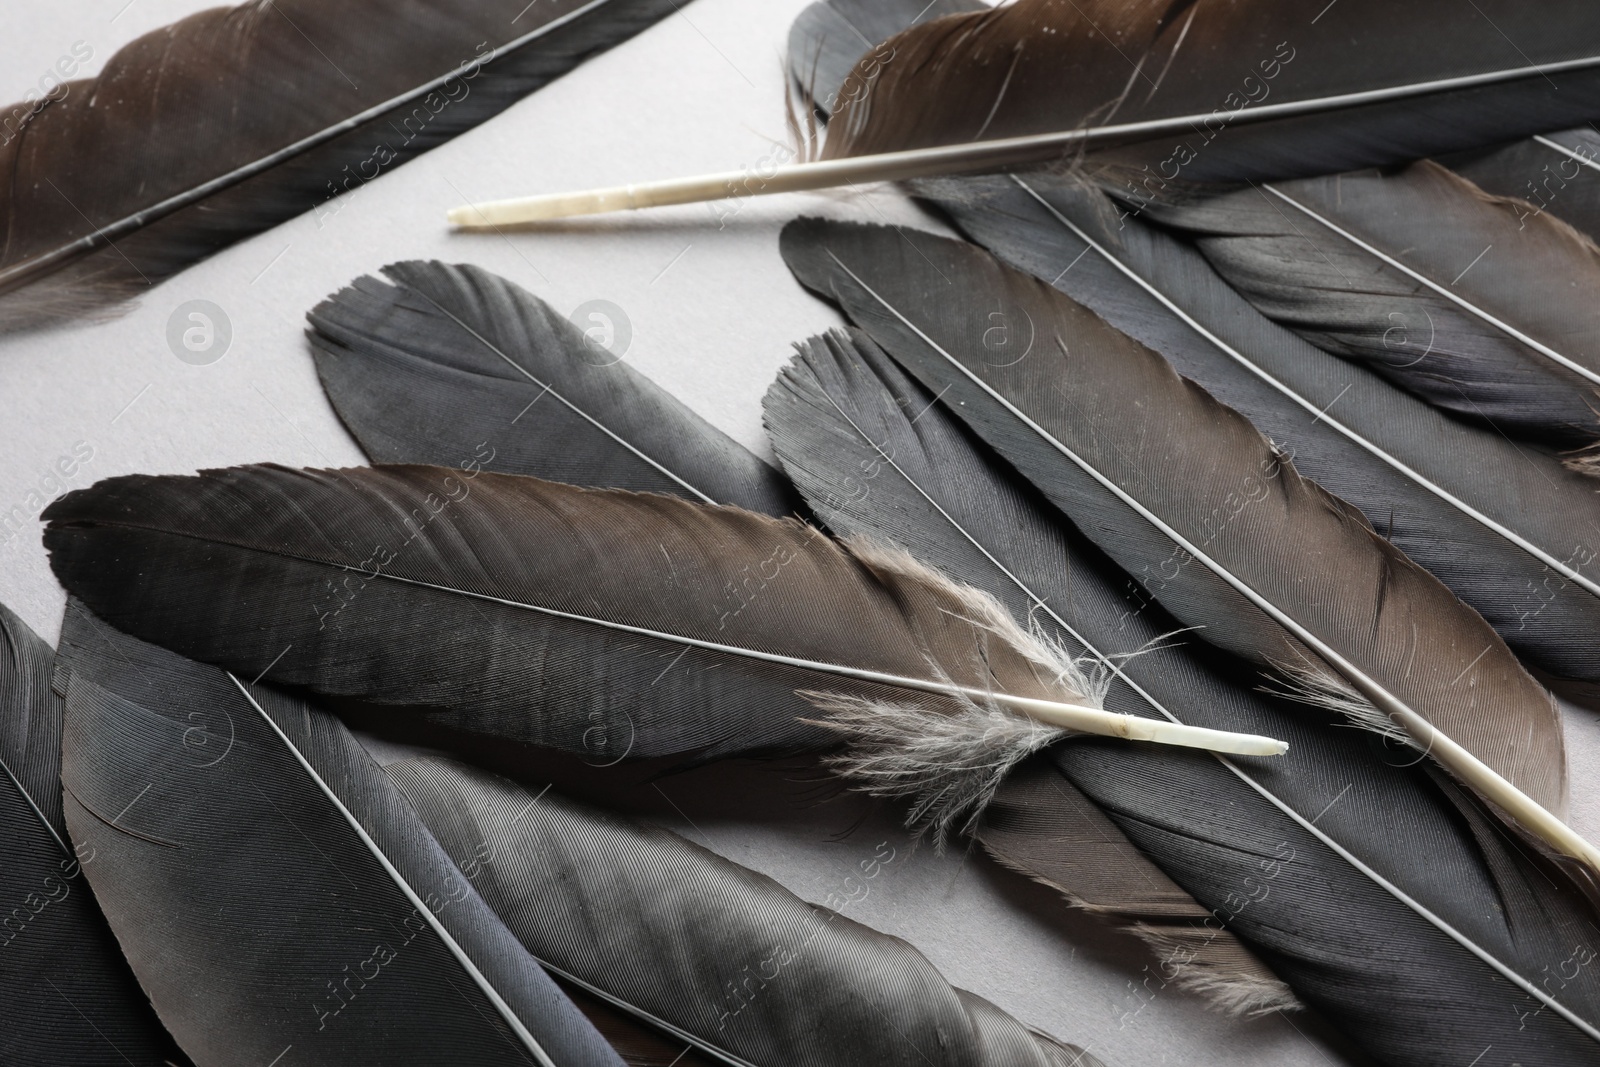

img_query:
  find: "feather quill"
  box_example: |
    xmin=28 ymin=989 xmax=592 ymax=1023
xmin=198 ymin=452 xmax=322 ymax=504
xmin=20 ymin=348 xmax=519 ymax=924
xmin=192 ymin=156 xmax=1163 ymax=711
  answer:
xmin=0 ymin=600 xmax=186 ymax=1066
xmin=307 ymin=262 xmax=1283 ymax=1012
xmin=775 ymin=217 xmax=1593 ymax=872
xmin=0 ymin=0 xmax=675 ymax=325
xmin=900 ymin=170 xmax=1600 ymax=695
xmin=765 ymin=327 xmax=1600 ymax=1063
xmin=308 ymin=261 xmax=801 ymax=515
xmin=1131 ymin=161 xmax=1600 ymax=454
xmin=381 ymin=752 xmax=1108 ymax=1066
xmin=53 ymin=598 xmax=624 ymax=1067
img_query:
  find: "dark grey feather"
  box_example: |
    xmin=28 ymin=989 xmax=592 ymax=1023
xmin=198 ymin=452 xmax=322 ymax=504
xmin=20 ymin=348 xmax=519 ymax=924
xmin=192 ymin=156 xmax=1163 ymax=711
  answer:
xmin=765 ymin=329 xmax=1295 ymax=1015
xmin=43 ymin=465 xmax=1106 ymax=766
xmin=1451 ymin=129 xmax=1600 ymax=245
xmin=308 ymin=260 xmax=800 ymax=516
xmin=54 ymin=599 xmax=624 ymax=1067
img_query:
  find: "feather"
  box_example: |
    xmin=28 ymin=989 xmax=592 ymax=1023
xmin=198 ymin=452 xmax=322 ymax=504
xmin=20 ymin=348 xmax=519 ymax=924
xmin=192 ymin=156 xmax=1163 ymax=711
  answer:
xmin=775 ymin=217 xmax=1595 ymax=873
xmin=53 ymin=598 xmax=624 ymax=1067
xmin=820 ymin=0 xmax=1600 ymax=183
xmin=0 ymin=600 xmax=186 ymax=1066
xmin=1128 ymin=161 xmax=1600 ymax=454
xmin=0 ymin=0 xmax=675 ymax=326
xmin=765 ymin=325 xmax=1600 ymax=1064
xmin=380 ymin=751 xmax=1108 ymax=1067
xmin=905 ymin=170 xmax=1600 ymax=695
xmin=456 ymin=0 xmax=1600 ymax=224
xmin=42 ymin=464 xmax=1277 ymax=772
xmin=1449 ymin=129 xmax=1600 ymax=244
xmin=307 ymin=260 xmax=801 ymax=516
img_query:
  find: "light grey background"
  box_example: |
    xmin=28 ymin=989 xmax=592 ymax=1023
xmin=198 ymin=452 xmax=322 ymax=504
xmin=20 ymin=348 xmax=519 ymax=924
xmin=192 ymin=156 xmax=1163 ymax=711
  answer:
xmin=4 ymin=3 xmax=1595 ymax=1065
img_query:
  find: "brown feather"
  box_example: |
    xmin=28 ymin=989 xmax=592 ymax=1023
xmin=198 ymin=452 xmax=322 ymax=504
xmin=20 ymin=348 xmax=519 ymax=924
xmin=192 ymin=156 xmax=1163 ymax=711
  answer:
xmin=820 ymin=0 xmax=1600 ymax=184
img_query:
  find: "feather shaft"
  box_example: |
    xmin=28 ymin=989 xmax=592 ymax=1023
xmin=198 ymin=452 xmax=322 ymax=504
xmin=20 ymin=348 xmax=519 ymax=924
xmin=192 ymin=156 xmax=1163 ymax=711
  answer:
xmin=449 ymin=54 xmax=1600 ymax=225
xmin=815 ymin=242 xmax=1596 ymax=871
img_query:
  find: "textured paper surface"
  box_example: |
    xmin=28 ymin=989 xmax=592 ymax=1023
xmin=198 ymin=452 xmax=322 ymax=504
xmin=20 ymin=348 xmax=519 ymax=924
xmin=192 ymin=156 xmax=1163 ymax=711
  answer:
xmin=6 ymin=4 xmax=1597 ymax=1065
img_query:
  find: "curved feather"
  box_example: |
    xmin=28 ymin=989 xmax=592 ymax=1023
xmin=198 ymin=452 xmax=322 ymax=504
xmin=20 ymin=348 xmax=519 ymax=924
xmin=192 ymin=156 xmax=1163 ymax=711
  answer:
xmin=382 ymin=752 xmax=1107 ymax=1067
xmin=307 ymin=260 xmax=800 ymax=515
xmin=1137 ymin=162 xmax=1600 ymax=451
xmin=54 ymin=599 xmax=623 ymax=1067
xmin=777 ymin=218 xmax=1575 ymax=856
xmin=818 ymin=0 xmax=1600 ymax=184
xmin=909 ymin=170 xmax=1600 ymax=690
xmin=0 ymin=0 xmax=674 ymax=325
xmin=0 ymin=601 xmax=185 ymax=1066
xmin=40 ymin=464 xmax=1137 ymax=763
xmin=765 ymin=326 xmax=1600 ymax=1064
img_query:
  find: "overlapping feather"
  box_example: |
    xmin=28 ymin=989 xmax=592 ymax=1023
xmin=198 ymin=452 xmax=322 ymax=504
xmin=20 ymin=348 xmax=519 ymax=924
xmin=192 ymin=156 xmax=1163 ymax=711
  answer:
xmin=1132 ymin=162 xmax=1600 ymax=455
xmin=41 ymin=463 xmax=1150 ymax=766
xmin=765 ymin=326 xmax=1600 ymax=1064
xmin=777 ymin=217 xmax=1578 ymax=867
xmin=901 ymin=170 xmax=1600 ymax=697
xmin=383 ymin=751 xmax=1107 ymax=1066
